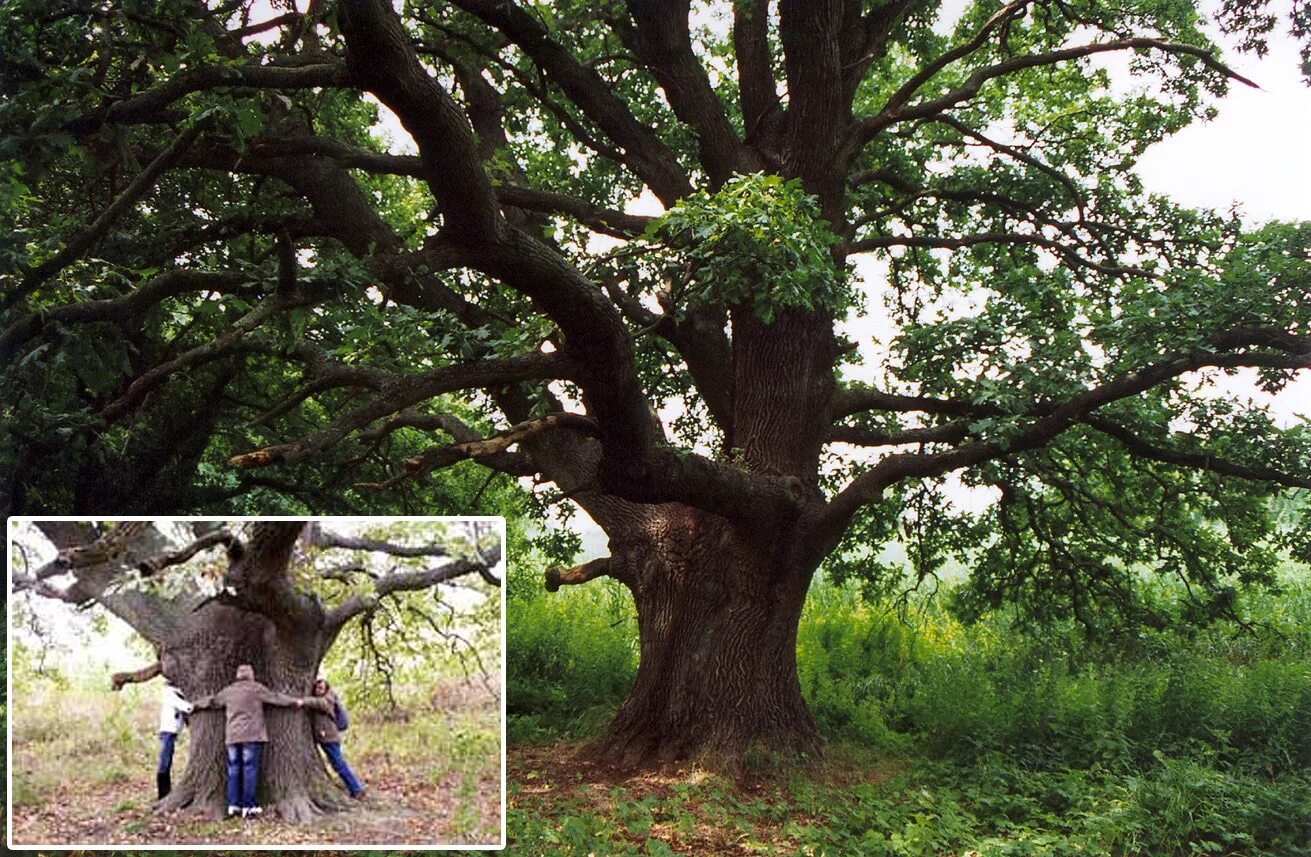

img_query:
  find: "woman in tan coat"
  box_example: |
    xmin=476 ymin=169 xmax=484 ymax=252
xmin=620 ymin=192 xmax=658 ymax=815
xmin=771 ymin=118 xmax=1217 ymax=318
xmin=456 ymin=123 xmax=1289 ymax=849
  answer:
xmin=304 ymin=678 xmax=365 ymax=798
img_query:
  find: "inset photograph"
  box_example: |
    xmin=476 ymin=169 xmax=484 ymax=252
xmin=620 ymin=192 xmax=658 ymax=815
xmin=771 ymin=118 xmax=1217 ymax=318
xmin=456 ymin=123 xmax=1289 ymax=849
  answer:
xmin=7 ymin=517 xmax=504 ymax=849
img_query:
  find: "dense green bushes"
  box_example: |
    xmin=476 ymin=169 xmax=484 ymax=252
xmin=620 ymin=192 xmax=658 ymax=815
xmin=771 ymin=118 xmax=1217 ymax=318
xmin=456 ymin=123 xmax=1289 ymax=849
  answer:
xmin=510 ymin=569 xmax=1311 ymax=774
xmin=794 ymin=575 xmax=1311 ymax=775
xmin=508 ymin=566 xmax=1311 ymax=854
xmin=507 ymin=578 xmax=637 ymax=741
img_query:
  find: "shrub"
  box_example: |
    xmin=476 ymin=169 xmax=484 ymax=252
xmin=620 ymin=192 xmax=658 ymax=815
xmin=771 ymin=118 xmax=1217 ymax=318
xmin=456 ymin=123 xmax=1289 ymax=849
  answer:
xmin=507 ymin=580 xmax=637 ymax=741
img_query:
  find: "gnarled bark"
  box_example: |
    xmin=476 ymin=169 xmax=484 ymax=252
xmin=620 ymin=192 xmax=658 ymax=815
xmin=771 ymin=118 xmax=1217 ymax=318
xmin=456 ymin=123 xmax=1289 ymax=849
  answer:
xmin=564 ymin=506 xmax=822 ymax=767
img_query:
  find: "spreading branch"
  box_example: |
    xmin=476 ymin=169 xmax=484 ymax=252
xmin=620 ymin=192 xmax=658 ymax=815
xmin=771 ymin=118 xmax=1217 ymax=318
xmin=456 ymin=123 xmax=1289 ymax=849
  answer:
xmin=65 ymin=62 xmax=348 ymax=138
xmin=446 ymin=0 xmax=693 ymax=205
xmin=355 ymin=412 xmax=597 ymax=490
xmin=324 ymin=545 xmax=504 ymax=632
xmin=850 ymin=31 xmax=1257 ymax=152
xmin=135 ymin=528 xmax=240 ymax=577
xmin=1084 ymin=416 xmax=1311 ymax=489
xmin=824 ymin=332 xmax=1311 ymax=527
xmin=0 ymin=270 xmax=248 ymax=362
xmin=227 ymin=352 xmax=572 ymax=469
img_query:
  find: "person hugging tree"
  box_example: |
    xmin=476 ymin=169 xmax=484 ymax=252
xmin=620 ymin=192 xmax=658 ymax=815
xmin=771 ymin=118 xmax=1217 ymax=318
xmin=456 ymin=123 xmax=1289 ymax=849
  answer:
xmin=192 ymin=664 xmax=308 ymax=818
xmin=156 ymin=680 xmax=194 ymax=800
xmin=304 ymin=677 xmax=366 ymax=799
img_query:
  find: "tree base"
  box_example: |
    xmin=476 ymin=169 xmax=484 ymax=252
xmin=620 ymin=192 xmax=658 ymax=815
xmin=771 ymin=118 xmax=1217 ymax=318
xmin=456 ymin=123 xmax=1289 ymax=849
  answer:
xmin=155 ymin=784 xmax=349 ymax=823
xmin=591 ymin=713 xmax=824 ymax=775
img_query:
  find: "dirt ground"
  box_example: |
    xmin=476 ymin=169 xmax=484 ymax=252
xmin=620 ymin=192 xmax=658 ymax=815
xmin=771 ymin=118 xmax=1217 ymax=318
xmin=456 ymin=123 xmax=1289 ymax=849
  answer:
xmin=9 ymin=685 xmax=502 ymax=847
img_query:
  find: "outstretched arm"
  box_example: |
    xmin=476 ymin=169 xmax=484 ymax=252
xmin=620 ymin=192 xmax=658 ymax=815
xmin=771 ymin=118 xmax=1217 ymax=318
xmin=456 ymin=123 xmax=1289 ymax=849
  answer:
xmin=259 ymin=688 xmax=303 ymax=707
xmin=303 ymin=696 xmax=334 ymax=714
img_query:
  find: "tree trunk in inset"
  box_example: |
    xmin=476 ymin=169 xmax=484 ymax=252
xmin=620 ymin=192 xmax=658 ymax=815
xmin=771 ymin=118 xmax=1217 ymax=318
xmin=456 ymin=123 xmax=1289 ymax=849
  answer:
xmin=156 ymin=604 xmax=341 ymax=822
xmin=593 ymin=506 xmax=821 ymax=767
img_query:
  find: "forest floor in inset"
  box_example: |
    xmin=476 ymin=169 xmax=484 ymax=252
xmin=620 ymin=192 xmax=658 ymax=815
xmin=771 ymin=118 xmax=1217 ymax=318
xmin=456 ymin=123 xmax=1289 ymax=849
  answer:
xmin=10 ymin=683 xmax=502 ymax=846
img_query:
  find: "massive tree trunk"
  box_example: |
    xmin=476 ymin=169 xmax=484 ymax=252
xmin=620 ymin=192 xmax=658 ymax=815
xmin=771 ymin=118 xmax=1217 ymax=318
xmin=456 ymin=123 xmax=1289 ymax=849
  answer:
xmin=581 ymin=505 xmax=823 ymax=767
xmin=157 ymin=604 xmax=340 ymax=822
xmin=542 ymin=306 xmax=839 ymax=768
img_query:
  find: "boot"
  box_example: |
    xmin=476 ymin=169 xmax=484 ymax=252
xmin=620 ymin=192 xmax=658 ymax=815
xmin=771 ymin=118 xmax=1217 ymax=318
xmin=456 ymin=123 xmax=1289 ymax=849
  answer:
xmin=157 ymin=771 xmax=171 ymax=800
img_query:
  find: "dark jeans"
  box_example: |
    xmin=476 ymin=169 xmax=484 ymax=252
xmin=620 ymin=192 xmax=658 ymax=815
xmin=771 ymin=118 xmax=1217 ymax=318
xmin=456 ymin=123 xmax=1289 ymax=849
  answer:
xmin=320 ymin=742 xmax=363 ymax=796
xmin=225 ymin=741 xmax=264 ymax=808
xmin=157 ymin=731 xmax=178 ymax=774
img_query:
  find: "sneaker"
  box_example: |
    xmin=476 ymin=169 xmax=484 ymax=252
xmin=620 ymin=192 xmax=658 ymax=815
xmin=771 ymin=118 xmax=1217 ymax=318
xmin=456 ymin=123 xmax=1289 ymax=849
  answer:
xmin=352 ymin=787 xmax=367 ymax=800
xmin=226 ymin=805 xmax=240 ymax=817
xmin=242 ymin=805 xmax=263 ymax=818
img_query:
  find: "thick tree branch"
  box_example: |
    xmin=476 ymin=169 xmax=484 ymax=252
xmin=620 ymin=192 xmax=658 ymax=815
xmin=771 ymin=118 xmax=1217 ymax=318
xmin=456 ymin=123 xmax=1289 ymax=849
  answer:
xmin=1085 ymin=416 xmax=1311 ymax=490
xmin=310 ymin=528 xmax=451 ymax=558
xmin=832 ymin=384 xmax=978 ymax=419
xmin=355 ymin=412 xmax=596 ymax=489
xmin=65 ymin=62 xmax=348 ymax=138
xmin=227 ymin=352 xmax=572 ymax=469
xmin=446 ymin=0 xmax=693 ymax=205
xmin=0 ymin=270 xmax=247 ymax=362
xmin=824 ymin=334 xmax=1311 ymax=526
xmin=544 ymin=556 xmax=627 ymax=591
xmin=24 ymin=522 xmax=185 ymax=643
xmin=111 ymin=661 xmax=162 ymax=691
xmin=340 ymin=0 xmax=667 ymax=480
xmin=324 ymin=544 xmax=503 ymax=632
xmin=135 ymin=528 xmax=240 ymax=577
xmin=865 ymin=0 xmax=1031 ymax=128
xmin=494 ymin=185 xmax=654 ymax=238
xmin=622 ymin=0 xmax=758 ymax=183
xmin=850 ymin=32 xmax=1257 ymax=151
xmin=828 ymin=422 xmax=971 ymax=447
xmin=101 ymin=291 xmax=315 ymax=423
xmin=733 ymin=0 xmax=782 ymax=142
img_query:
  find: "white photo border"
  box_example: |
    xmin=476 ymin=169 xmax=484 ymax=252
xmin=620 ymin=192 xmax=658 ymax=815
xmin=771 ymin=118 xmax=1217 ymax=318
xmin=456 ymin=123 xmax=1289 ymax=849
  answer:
xmin=6 ymin=515 xmax=508 ymax=852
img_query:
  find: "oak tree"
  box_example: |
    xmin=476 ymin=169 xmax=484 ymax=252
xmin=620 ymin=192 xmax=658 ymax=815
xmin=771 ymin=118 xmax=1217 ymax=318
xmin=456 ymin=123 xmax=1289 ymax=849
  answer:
xmin=2 ymin=1 xmax=1309 ymax=764
xmin=11 ymin=519 xmax=502 ymax=820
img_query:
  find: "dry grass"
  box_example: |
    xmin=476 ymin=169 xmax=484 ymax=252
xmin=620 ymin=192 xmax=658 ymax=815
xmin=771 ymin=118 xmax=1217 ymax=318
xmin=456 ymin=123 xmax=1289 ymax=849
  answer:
xmin=9 ymin=682 xmax=502 ymax=846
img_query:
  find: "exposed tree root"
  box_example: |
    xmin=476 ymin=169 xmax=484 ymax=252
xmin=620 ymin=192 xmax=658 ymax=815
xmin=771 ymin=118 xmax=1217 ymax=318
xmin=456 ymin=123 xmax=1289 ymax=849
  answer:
xmin=155 ymin=785 xmax=225 ymax=819
xmin=273 ymin=793 xmax=339 ymax=823
xmin=590 ymin=719 xmax=825 ymax=778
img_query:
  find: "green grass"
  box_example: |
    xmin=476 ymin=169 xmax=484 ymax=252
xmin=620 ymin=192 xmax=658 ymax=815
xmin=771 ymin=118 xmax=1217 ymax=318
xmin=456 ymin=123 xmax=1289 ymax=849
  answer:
xmin=350 ymin=703 xmax=501 ymax=783
xmin=508 ymin=744 xmax=1311 ymax=856
xmin=507 ymin=567 xmax=1311 ymax=856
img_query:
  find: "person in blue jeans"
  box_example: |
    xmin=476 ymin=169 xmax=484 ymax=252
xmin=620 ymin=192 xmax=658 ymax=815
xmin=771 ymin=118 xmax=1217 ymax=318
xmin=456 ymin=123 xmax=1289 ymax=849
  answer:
xmin=156 ymin=680 xmax=194 ymax=799
xmin=305 ymin=678 xmax=366 ymax=799
xmin=193 ymin=664 xmax=307 ymax=818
